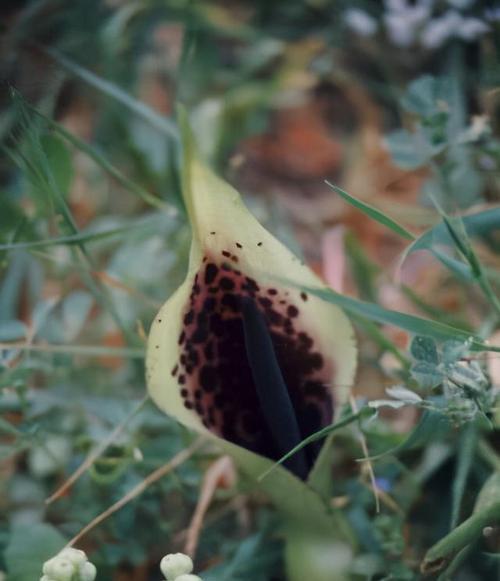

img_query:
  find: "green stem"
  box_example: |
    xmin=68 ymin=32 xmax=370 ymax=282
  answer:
xmin=422 ymin=502 xmax=500 ymax=574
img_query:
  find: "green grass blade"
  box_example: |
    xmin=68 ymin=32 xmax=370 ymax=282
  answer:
xmin=399 ymin=207 xmax=500 ymax=280
xmin=431 ymin=198 xmax=500 ymax=318
xmin=326 ymin=181 xmax=415 ymax=241
xmin=303 ymin=285 xmax=500 ymax=352
xmin=450 ymin=422 xmax=477 ymax=530
xmin=44 ymin=47 xmax=178 ymax=140
xmin=0 ymin=223 xmax=150 ymax=252
xmin=365 ymin=410 xmax=451 ymax=462
xmin=258 ymin=410 xmax=368 ymax=480
xmin=26 ymin=101 xmax=172 ymax=212
xmin=422 ymin=502 xmax=500 ymax=574
xmin=408 ymin=207 xmax=500 ymax=254
xmin=8 ymin=94 xmax=136 ymax=344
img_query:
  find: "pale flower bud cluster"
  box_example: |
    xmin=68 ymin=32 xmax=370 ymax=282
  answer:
xmin=41 ymin=548 xmax=96 ymax=581
xmin=160 ymin=553 xmax=202 ymax=581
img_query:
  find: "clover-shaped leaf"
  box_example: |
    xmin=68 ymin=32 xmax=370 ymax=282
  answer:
xmin=410 ymin=336 xmax=439 ymax=365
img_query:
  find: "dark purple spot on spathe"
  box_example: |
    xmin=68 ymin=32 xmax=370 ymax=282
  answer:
xmin=298 ymin=332 xmax=313 ymax=349
xmin=221 ymin=293 xmax=239 ymax=312
xmin=236 ymin=242 xmax=243 ymax=248
xmin=183 ymin=310 xmax=194 ymax=325
xmin=287 ymin=305 xmax=299 ymax=318
xmin=258 ymin=297 xmax=272 ymax=309
xmin=204 ymin=263 xmax=218 ymax=285
xmin=220 ymin=277 xmax=235 ymax=291
xmin=199 ymin=365 xmax=218 ymax=391
xmin=222 ymin=250 xmax=231 ymax=258
xmin=266 ymin=309 xmax=283 ymax=326
xmin=191 ymin=327 xmax=208 ymax=344
xmin=244 ymin=277 xmax=259 ymax=292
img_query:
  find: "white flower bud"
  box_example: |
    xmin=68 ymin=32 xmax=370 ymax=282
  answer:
xmin=78 ymin=561 xmax=97 ymax=581
xmin=175 ymin=576 xmax=203 ymax=581
xmin=58 ymin=548 xmax=87 ymax=566
xmin=160 ymin=553 xmax=193 ymax=580
xmin=42 ymin=548 xmax=97 ymax=581
xmin=43 ymin=557 xmax=74 ymax=581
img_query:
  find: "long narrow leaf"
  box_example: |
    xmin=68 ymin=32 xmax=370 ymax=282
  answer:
xmin=450 ymin=423 xmax=477 ymax=530
xmin=0 ymin=223 xmax=150 ymax=251
xmin=26 ymin=101 xmax=172 ymax=212
xmin=259 ymin=410 xmax=368 ymax=480
xmin=326 ymin=182 xmax=416 ymax=241
xmin=45 ymin=48 xmax=178 ymax=140
xmin=303 ymin=285 xmax=500 ymax=352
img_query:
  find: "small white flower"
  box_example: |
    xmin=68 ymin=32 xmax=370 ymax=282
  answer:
xmin=384 ymin=13 xmax=418 ymax=46
xmin=57 ymin=548 xmax=87 ymax=566
xmin=160 ymin=553 xmax=194 ymax=580
xmin=42 ymin=557 xmax=73 ymax=581
xmin=133 ymin=446 xmax=144 ymax=461
xmin=78 ymin=561 xmax=97 ymax=581
xmin=368 ymin=399 xmax=406 ymax=410
xmin=344 ymin=9 xmax=378 ymax=37
xmin=456 ymin=17 xmax=490 ymax=40
xmin=383 ymin=0 xmax=432 ymax=46
xmin=421 ymin=11 xmax=462 ymax=48
xmin=386 ymin=385 xmax=423 ymax=404
xmin=460 ymin=114 xmax=491 ymax=142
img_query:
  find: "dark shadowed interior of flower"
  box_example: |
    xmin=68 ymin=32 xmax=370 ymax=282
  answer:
xmin=167 ymin=243 xmax=336 ymax=479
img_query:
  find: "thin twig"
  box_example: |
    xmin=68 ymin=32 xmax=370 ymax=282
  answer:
xmin=175 ymin=494 xmax=250 ymax=545
xmin=67 ymin=437 xmax=206 ymax=547
xmin=361 ymin=477 xmax=403 ymax=514
xmin=46 ymin=395 xmax=150 ymax=505
xmin=350 ymin=394 xmax=380 ymax=513
xmin=184 ymin=455 xmax=235 ymax=557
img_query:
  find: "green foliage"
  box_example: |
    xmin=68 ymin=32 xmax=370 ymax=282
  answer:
xmin=1 ymin=1 xmax=500 ymax=580
xmin=385 ymin=73 xmax=499 ymax=209
xmin=5 ymin=523 xmax=66 ymax=581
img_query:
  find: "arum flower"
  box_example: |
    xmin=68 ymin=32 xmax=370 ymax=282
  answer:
xmin=146 ymin=108 xmax=357 ymax=580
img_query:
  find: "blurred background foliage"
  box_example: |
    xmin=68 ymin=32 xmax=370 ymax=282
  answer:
xmin=1 ymin=0 xmax=500 ymax=579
